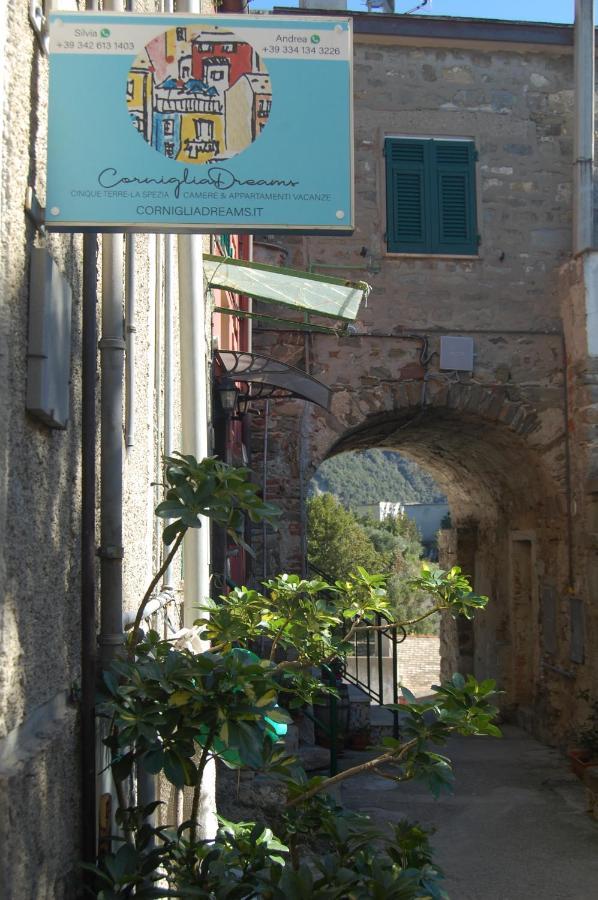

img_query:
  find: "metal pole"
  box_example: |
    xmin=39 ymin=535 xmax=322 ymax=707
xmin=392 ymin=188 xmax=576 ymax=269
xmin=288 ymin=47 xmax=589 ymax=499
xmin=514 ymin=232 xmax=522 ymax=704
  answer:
xmin=392 ymin=625 xmax=399 ymax=741
xmin=573 ymin=0 xmax=595 ymax=254
xmin=154 ymin=234 xmax=163 ymax=563
xmin=176 ymin=0 xmax=210 ymax=632
xmin=163 ymin=234 xmax=176 ymax=590
xmin=366 ymin=625 xmax=371 ymax=696
xmin=79 ymin=0 xmax=101 ymax=877
xmin=262 ymin=399 xmax=270 ymax=579
xmin=377 ymin=614 xmax=384 ymax=705
xmin=177 ymin=233 xmax=210 ymax=627
xmin=176 ymin=0 xmax=216 ymax=841
xmin=327 ymin=667 xmax=338 ymax=777
xmin=161 ymin=0 xmax=175 ymax=519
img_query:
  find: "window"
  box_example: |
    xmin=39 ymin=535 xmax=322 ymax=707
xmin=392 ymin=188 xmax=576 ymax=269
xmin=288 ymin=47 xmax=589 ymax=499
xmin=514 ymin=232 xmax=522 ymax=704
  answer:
xmin=176 ymin=27 xmax=187 ymax=41
xmin=198 ymin=42 xmax=213 ymax=52
xmin=220 ymin=43 xmax=235 ymax=52
xmin=126 ymin=79 xmax=134 ymax=99
xmin=258 ymin=99 xmax=272 ymax=116
xmin=163 ymin=119 xmax=174 ymax=136
xmin=164 ymin=142 xmax=175 ymax=158
xmin=384 ymin=137 xmax=478 ymax=255
xmin=194 ymin=118 xmax=214 ymax=140
xmin=210 ymin=70 xmax=224 ymax=81
xmin=179 ymin=56 xmax=191 ymax=80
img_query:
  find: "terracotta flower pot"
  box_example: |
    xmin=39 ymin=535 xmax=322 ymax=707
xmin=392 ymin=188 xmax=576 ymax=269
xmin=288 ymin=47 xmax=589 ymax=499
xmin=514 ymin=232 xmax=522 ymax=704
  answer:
xmin=349 ymin=731 xmax=371 ymax=751
xmin=567 ymin=747 xmax=597 ymax=778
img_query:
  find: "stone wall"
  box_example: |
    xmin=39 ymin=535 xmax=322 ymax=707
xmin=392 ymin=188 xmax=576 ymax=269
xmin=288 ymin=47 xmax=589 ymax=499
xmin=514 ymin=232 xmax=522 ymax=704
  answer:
xmin=252 ymin=22 xmax=587 ymax=745
xmin=0 ymin=1 xmax=213 ymax=894
xmin=0 ymin=3 xmax=84 ymax=895
xmin=398 ymin=635 xmax=441 ymax=693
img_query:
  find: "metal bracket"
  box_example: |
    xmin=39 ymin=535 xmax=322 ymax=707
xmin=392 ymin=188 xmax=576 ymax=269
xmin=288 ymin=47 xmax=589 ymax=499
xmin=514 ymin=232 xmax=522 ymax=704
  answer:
xmin=98 ymin=337 xmax=126 ymax=351
xmin=29 ymin=0 xmax=49 ymax=54
xmin=97 ymin=545 xmax=125 ymax=560
xmin=25 ymin=187 xmax=46 ymax=234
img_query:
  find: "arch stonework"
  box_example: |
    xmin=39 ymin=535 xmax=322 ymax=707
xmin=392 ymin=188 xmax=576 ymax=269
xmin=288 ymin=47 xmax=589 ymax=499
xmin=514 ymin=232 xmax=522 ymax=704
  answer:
xmin=246 ymin=23 xmax=598 ymax=745
xmin=250 ymin=327 xmax=576 ymax=741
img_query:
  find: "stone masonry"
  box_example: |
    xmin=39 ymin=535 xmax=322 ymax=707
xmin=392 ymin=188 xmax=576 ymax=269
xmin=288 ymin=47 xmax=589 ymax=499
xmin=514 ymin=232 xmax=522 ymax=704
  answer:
xmin=252 ymin=13 xmax=598 ymax=747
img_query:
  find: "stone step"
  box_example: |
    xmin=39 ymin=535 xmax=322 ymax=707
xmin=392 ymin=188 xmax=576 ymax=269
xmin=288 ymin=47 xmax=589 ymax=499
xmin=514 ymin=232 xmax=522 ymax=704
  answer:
xmin=369 ymin=705 xmax=396 ymax=726
xmin=346 ymin=682 xmax=371 ymax=704
xmin=297 ymin=744 xmax=332 ymax=772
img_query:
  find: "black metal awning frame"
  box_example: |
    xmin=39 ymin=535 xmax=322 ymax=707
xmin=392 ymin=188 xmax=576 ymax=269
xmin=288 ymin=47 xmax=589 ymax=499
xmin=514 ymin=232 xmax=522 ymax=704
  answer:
xmin=214 ymin=350 xmax=332 ymax=411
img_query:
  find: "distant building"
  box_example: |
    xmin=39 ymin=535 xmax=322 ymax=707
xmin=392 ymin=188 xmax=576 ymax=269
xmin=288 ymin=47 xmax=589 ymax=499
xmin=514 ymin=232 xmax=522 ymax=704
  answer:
xmin=356 ymin=501 xmax=405 ymax=521
xmin=355 ymin=500 xmax=449 ymax=552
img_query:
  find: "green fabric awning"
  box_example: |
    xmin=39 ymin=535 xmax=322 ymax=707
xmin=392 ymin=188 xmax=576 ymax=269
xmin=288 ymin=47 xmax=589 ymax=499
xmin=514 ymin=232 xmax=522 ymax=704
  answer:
xmin=204 ymin=254 xmax=369 ymax=322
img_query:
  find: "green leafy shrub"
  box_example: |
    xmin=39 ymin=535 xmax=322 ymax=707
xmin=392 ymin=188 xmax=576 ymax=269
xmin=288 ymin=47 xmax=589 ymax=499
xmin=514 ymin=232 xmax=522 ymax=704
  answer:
xmin=86 ymin=457 xmax=498 ymax=899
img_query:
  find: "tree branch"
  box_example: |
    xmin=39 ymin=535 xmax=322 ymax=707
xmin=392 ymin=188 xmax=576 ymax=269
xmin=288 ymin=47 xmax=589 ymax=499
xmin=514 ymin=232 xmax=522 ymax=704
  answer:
xmin=269 ymin=618 xmax=293 ymax=661
xmin=386 ymin=604 xmax=447 ymax=630
xmin=285 ymin=739 xmax=417 ymax=807
xmin=190 ymin=728 xmax=217 ymax=843
xmin=127 ymin=528 xmax=187 ymax=660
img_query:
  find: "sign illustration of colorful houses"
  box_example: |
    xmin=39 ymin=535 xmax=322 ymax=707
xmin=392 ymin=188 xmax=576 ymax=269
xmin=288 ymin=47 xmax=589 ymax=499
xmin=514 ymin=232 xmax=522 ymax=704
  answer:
xmin=126 ymin=27 xmax=271 ymax=164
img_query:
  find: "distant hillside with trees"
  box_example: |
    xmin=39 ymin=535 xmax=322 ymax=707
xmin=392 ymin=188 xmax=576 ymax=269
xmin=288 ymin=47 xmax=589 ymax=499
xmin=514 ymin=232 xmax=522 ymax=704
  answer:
xmin=310 ymin=449 xmax=446 ymax=508
xmin=307 ymin=493 xmax=439 ymax=633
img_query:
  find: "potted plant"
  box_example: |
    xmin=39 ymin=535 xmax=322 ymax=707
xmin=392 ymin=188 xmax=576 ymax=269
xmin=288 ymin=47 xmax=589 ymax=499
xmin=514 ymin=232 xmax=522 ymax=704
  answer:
xmin=568 ymin=692 xmax=598 ymax=777
xmin=349 ymin=726 xmax=371 ymax=751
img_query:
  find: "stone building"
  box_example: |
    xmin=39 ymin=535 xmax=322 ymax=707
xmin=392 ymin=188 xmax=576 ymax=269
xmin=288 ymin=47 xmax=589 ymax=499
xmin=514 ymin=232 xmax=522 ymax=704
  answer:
xmin=252 ymin=8 xmax=598 ymax=747
xmin=0 ymin=0 xmax=242 ymax=895
xmin=3 ymin=0 xmax=598 ymax=895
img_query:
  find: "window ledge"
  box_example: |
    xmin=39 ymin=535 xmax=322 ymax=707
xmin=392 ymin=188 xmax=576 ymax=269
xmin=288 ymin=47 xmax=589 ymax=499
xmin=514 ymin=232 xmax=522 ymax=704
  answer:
xmin=385 ymin=252 xmax=481 ymax=261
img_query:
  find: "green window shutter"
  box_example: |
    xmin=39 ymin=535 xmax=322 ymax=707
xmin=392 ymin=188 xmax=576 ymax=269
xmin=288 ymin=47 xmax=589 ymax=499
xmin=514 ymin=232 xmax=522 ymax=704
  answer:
xmin=385 ymin=138 xmax=429 ymax=253
xmin=385 ymin=137 xmax=478 ymax=255
xmin=430 ymin=141 xmax=477 ymax=254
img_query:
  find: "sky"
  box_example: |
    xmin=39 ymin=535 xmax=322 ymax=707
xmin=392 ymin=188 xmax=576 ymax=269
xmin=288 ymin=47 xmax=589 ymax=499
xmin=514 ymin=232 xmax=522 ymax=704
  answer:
xmin=250 ymin=0 xmax=576 ymax=25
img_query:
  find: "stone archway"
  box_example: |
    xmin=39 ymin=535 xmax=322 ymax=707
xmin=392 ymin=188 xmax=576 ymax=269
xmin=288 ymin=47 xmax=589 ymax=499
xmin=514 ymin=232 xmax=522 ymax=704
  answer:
xmin=250 ymin=347 xmax=569 ymax=737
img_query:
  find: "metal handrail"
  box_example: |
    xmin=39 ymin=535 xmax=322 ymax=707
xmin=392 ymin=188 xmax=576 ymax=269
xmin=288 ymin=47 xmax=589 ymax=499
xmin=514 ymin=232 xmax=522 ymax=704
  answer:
xmin=307 ymin=562 xmax=405 ymax=742
xmin=343 ymin=612 xmax=405 ymax=741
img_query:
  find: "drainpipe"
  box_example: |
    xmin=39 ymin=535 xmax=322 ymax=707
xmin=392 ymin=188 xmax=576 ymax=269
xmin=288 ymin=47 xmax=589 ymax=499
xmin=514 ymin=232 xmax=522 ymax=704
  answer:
xmin=81 ymin=230 xmax=98 ymax=869
xmin=177 ymin=0 xmax=216 ymax=840
xmin=154 ymin=235 xmax=163 ymax=563
xmin=262 ymin=399 xmax=270 ymax=579
xmin=97 ymin=0 xmax=126 ymax=853
xmin=177 ymin=236 xmax=210 ymax=627
xmin=98 ymin=3 xmax=125 ymax=669
xmin=125 ymin=234 xmax=137 ymax=448
xmin=99 ymin=231 xmax=125 ymax=666
xmin=163 ymin=234 xmax=176 ymax=590
xmin=176 ymin=0 xmax=211 ymax=632
xmin=573 ymin=0 xmax=594 ymax=255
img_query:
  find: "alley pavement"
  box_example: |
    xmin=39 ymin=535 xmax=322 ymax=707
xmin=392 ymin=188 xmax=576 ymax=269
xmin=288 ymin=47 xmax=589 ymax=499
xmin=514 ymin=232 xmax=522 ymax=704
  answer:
xmin=341 ymin=724 xmax=598 ymax=900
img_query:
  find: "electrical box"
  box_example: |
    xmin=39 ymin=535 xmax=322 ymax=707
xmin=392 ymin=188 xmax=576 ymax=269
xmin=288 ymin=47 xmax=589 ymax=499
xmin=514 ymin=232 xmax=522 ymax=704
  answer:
xmin=439 ymin=335 xmax=474 ymax=372
xmin=27 ymin=247 xmax=73 ymax=429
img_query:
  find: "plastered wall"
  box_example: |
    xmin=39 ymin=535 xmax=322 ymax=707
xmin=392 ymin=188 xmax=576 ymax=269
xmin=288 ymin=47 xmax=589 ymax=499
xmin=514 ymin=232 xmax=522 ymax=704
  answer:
xmin=0 ymin=0 xmax=214 ymax=895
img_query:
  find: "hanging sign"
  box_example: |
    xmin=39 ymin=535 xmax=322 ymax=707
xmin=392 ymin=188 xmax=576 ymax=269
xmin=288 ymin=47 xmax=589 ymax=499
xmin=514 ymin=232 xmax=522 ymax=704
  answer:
xmin=46 ymin=12 xmax=353 ymax=234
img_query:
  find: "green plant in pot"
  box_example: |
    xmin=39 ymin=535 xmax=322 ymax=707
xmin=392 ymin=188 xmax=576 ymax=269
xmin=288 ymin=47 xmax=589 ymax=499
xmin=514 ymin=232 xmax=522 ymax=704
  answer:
xmin=568 ymin=691 xmax=598 ymax=777
xmin=349 ymin=726 xmax=371 ymax=751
